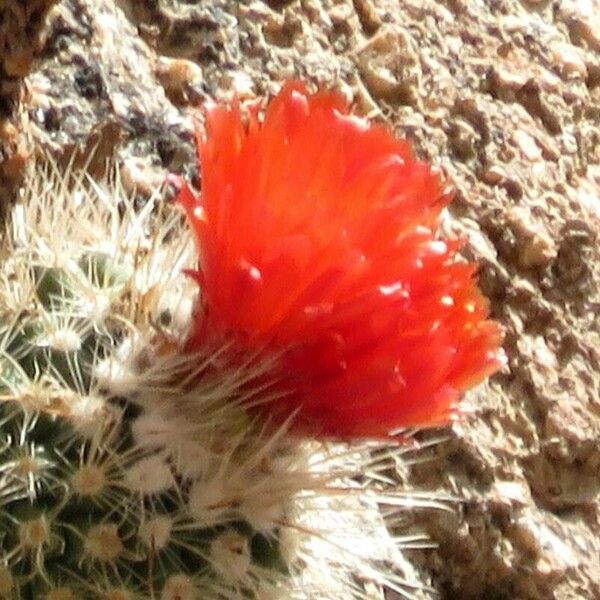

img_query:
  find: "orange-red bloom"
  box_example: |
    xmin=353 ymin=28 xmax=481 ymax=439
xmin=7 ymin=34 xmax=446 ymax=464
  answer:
xmin=177 ymin=82 xmax=505 ymax=439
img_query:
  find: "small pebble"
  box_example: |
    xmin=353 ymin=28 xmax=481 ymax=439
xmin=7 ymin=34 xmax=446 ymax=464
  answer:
xmin=513 ymin=130 xmax=542 ymax=162
xmin=550 ymin=42 xmax=588 ymax=78
xmin=507 ymin=207 xmax=557 ymax=268
xmin=155 ymin=56 xmax=204 ymax=105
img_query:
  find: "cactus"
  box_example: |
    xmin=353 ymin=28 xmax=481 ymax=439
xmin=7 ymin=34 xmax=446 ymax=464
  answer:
xmin=0 ymin=83 xmax=505 ymax=600
xmin=0 ymin=160 xmax=442 ymax=600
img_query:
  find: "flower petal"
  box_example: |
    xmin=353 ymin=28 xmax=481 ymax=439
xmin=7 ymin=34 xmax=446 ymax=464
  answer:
xmin=179 ymin=82 xmax=506 ymax=439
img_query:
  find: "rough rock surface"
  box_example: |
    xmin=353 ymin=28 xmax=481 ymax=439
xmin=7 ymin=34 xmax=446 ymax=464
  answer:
xmin=0 ymin=0 xmax=59 ymax=195
xmin=1 ymin=0 xmax=599 ymax=598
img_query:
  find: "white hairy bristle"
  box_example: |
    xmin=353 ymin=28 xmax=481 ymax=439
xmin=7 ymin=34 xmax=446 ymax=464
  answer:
xmin=138 ymin=515 xmax=173 ymax=551
xmin=71 ymin=463 xmax=107 ymax=498
xmin=93 ymin=357 xmax=138 ymax=397
xmin=188 ymin=475 xmax=231 ymax=527
xmin=125 ymin=455 xmax=174 ymax=496
xmin=209 ymin=530 xmax=252 ymax=584
xmin=100 ymin=590 xmax=134 ymax=600
xmin=131 ymin=410 xmax=180 ymax=451
xmin=169 ymin=439 xmax=213 ymax=480
xmin=18 ymin=516 xmax=50 ymax=549
xmin=84 ymin=523 xmax=124 ymax=563
xmin=45 ymin=328 xmax=82 ymax=352
xmin=68 ymin=393 xmax=117 ymax=439
xmin=46 ymin=588 xmax=76 ymax=600
xmin=161 ymin=574 xmax=197 ymax=600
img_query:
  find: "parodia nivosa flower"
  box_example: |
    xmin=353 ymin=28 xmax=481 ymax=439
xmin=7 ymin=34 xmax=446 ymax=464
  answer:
xmin=176 ymin=82 xmax=506 ymax=438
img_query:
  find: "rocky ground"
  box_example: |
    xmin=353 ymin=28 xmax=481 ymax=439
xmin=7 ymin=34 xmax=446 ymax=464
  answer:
xmin=1 ymin=0 xmax=599 ymax=598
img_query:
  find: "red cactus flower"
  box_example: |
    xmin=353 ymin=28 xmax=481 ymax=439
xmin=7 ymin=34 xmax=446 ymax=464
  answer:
xmin=177 ymin=82 xmax=505 ymax=439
